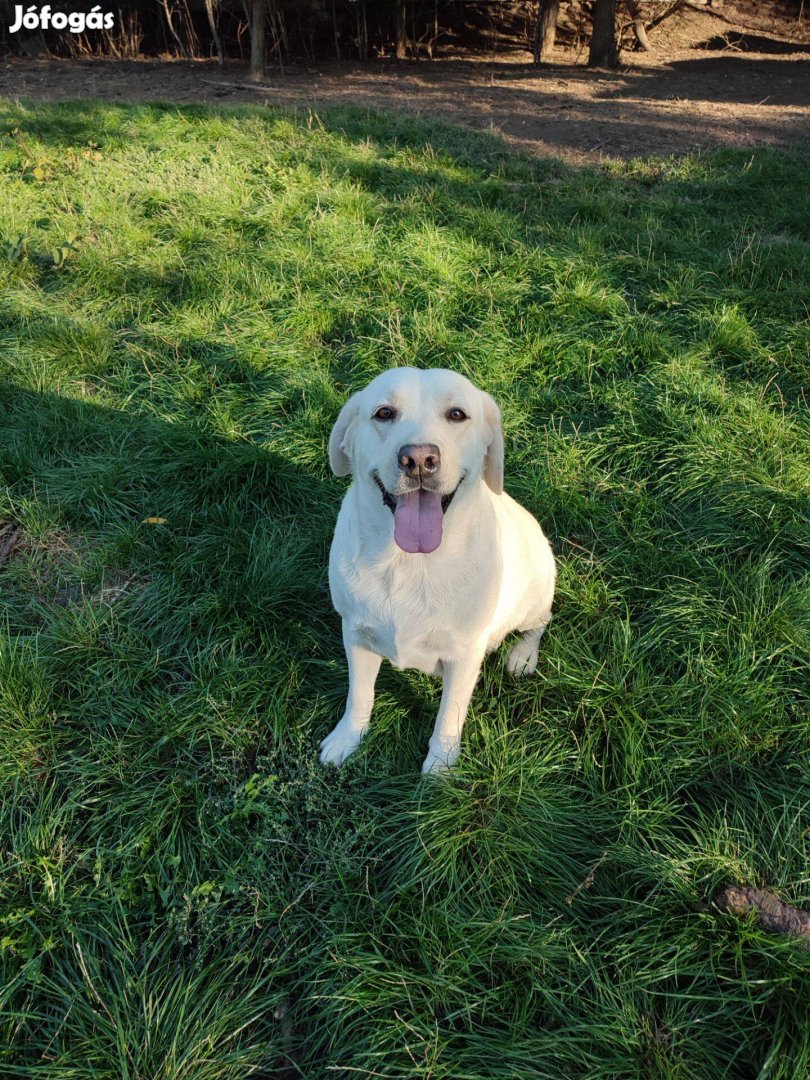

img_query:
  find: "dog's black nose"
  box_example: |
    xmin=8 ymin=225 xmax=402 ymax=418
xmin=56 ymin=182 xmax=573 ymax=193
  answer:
xmin=398 ymin=443 xmax=441 ymax=480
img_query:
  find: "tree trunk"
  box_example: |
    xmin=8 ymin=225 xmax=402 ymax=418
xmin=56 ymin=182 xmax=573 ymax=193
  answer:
xmin=356 ymin=0 xmax=368 ymax=61
xmin=533 ymin=0 xmax=560 ymax=63
xmin=178 ymin=0 xmax=200 ymax=58
xmin=331 ymin=0 xmax=341 ymax=59
xmin=395 ymin=0 xmax=409 ymax=59
xmin=589 ymin=0 xmax=620 ymax=67
xmin=268 ymin=1 xmax=285 ymax=76
xmin=161 ymin=0 xmax=188 ymax=58
xmin=625 ymin=0 xmax=652 ymax=50
xmin=204 ymin=0 xmax=224 ymax=64
xmin=249 ymin=0 xmax=267 ymax=80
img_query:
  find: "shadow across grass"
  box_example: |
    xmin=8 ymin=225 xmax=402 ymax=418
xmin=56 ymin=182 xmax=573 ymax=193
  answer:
xmin=1 ymin=99 xmax=810 ymax=1078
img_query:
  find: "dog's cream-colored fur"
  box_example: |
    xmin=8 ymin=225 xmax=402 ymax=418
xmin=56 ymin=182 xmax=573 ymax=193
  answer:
xmin=320 ymin=367 xmax=556 ymax=773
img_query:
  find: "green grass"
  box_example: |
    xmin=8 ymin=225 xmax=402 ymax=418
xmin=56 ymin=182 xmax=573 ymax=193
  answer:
xmin=0 ymin=98 xmax=809 ymax=1078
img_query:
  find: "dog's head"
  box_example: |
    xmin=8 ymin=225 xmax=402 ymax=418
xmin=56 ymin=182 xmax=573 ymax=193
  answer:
xmin=329 ymin=367 xmax=503 ymax=554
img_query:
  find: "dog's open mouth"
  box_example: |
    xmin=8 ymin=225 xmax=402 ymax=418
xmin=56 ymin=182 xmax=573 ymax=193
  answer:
xmin=372 ymin=473 xmax=463 ymax=554
xmin=372 ymin=474 xmax=460 ymax=515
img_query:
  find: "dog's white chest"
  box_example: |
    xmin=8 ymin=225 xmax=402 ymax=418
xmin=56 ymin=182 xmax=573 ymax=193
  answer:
xmin=353 ymin=618 xmax=444 ymax=675
xmin=329 ymin=504 xmax=498 ymax=675
xmin=336 ymin=566 xmax=469 ymax=674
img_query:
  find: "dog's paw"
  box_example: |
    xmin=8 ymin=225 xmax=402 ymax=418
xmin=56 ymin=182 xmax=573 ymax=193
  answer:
xmin=505 ymin=633 xmax=540 ymax=677
xmin=319 ymin=716 xmax=367 ymax=767
xmin=421 ymin=742 xmax=459 ymax=775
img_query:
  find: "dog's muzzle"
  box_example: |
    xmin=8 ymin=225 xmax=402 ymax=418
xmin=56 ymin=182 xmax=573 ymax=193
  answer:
xmin=372 ymin=473 xmax=462 ymax=515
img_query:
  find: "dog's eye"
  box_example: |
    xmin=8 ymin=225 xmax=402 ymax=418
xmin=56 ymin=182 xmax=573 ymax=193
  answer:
xmin=446 ymin=408 xmax=468 ymax=423
xmin=373 ymin=406 xmax=397 ymax=421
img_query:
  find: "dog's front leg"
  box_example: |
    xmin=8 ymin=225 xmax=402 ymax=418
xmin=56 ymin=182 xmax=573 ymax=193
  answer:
xmin=421 ymin=647 xmax=486 ymax=774
xmin=319 ymin=625 xmax=382 ymax=767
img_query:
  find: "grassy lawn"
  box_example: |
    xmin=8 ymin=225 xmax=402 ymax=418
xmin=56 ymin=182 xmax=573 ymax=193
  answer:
xmin=1 ymin=98 xmax=809 ymax=1077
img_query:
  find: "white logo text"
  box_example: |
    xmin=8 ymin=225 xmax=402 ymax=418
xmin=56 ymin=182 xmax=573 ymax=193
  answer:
xmin=9 ymin=5 xmax=115 ymax=33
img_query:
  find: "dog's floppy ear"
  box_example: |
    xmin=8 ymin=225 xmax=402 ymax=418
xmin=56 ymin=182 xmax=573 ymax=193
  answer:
xmin=329 ymin=394 xmax=360 ymax=477
xmin=481 ymin=391 xmax=504 ymax=494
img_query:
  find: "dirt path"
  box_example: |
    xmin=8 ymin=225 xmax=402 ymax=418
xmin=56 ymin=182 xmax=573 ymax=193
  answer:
xmin=1 ymin=5 xmax=808 ymax=163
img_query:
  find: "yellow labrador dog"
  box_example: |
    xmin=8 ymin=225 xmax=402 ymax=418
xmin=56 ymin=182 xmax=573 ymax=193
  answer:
xmin=320 ymin=367 xmax=556 ymax=773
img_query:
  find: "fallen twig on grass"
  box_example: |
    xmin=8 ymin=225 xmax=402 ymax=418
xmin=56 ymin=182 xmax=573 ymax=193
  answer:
xmin=0 ymin=523 xmax=25 ymax=568
xmin=566 ymin=853 xmax=607 ymax=905
xmin=715 ymin=885 xmax=810 ymax=946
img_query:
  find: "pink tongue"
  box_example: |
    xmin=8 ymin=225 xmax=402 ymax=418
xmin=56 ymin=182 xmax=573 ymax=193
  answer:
xmin=394 ymin=489 xmax=443 ymax=553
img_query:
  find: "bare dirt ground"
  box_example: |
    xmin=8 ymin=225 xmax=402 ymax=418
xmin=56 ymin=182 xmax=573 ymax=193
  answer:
xmin=1 ymin=3 xmax=808 ymax=163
